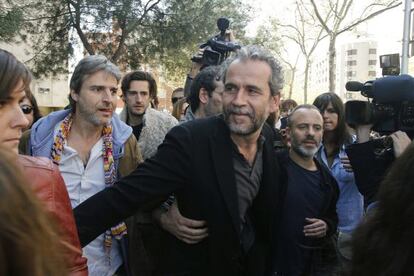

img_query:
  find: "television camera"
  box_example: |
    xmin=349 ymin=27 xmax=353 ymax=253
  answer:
xmin=191 ymin=17 xmax=241 ymax=66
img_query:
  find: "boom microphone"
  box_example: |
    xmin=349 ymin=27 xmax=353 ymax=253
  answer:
xmin=345 ymin=81 xmax=364 ymax=91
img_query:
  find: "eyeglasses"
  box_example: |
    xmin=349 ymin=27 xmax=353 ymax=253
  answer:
xmin=172 ymin=97 xmax=181 ymax=104
xmin=20 ymin=104 xmax=33 ymax=114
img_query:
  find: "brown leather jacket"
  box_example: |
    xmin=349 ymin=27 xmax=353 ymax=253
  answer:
xmin=19 ymin=155 xmax=88 ymax=276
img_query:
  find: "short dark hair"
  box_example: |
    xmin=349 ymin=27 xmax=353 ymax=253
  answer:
xmin=0 ymin=49 xmax=32 ymax=102
xmin=121 ymin=70 xmax=157 ymax=99
xmin=188 ymin=66 xmax=221 ymax=113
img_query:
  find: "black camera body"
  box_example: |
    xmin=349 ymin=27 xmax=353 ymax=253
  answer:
xmin=192 ymin=18 xmax=241 ymax=66
xmin=345 ymin=74 xmax=414 ymax=136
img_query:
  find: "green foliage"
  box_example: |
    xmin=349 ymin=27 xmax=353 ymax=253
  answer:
xmin=9 ymin=0 xmax=250 ymax=85
xmin=0 ymin=7 xmax=23 ymax=41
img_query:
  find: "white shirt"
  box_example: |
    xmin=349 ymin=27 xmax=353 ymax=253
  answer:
xmin=55 ymin=124 xmax=122 ymax=276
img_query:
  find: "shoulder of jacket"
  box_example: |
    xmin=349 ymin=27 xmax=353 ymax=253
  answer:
xmin=18 ymin=155 xmax=55 ymax=172
xmin=145 ymin=108 xmax=178 ymax=125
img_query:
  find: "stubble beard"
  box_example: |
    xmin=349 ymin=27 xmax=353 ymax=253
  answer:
xmin=77 ymin=101 xmax=112 ymax=127
xmin=223 ymin=105 xmax=265 ymax=136
xmin=290 ymin=135 xmax=320 ymax=158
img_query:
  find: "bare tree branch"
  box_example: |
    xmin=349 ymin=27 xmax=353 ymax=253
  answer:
xmin=337 ymin=1 xmax=401 ymax=36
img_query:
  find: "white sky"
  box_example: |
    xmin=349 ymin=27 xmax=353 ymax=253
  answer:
xmin=244 ymin=0 xmax=405 ymax=59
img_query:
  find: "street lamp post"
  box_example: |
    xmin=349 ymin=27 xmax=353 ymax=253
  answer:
xmin=401 ymin=0 xmax=412 ymax=74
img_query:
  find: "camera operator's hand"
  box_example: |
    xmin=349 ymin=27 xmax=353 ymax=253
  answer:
xmin=189 ymin=48 xmax=204 ymax=78
xmin=224 ymin=29 xmax=235 ymax=42
xmin=390 ymin=131 xmax=411 ymax=158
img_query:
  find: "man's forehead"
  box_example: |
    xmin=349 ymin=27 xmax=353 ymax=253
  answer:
xmin=83 ymin=70 xmax=118 ymax=86
xmin=225 ymin=59 xmax=271 ymax=84
xmin=291 ymin=108 xmax=323 ymax=124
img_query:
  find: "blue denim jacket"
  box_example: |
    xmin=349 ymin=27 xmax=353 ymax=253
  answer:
xmin=318 ymin=144 xmax=364 ymax=233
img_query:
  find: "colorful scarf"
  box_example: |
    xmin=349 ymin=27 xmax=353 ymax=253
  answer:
xmin=51 ymin=113 xmax=127 ymax=260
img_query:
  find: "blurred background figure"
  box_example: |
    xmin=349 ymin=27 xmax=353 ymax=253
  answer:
xmin=277 ymin=99 xmax=298 ymax=130
xmin=0 ymin=147 xmax=67 ymax=276
xmin=20 ymin=92 xmax=42 ymax=131
xmin=171 ymin=87 xmax=185 ymax=105
xmin=351 ymin=141 xmax=414 ymax=276
xmin=172 ymin=97 xmax=188 ymax=121
xmin=313 ymin=92 xmax=363 ymax=273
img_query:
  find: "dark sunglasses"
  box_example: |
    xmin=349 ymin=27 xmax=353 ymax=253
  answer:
xmin=20 ymin=104 xmax=33 ymax=114
xmin=172 ymin=97 xmax=181 ymax=104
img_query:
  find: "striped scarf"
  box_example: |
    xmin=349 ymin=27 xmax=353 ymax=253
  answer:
xmin=51 ymin=113 xmax=127 ymax=261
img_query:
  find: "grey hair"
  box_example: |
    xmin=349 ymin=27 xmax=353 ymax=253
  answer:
xmin=286 ymin=104 xmax=321 ymax=127
xmin=221 ymin=45 xmax=284 ymax=96
xmin=68 ymin=55 xmax=121 ymax=109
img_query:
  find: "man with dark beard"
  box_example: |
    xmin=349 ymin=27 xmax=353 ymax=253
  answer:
xmin=73 ymin=45 xmax=284 ymax=275
xmin=273 ymin=104 xmax=339 ymax=276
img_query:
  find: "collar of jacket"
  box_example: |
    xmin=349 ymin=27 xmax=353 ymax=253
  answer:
xmin=120 ymin=106 xmax=178 ymax=160
xmin=30 ymin=109 xmax=132 ymax=160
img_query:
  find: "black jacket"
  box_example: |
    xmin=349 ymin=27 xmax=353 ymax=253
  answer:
xmin=74 ymin=116 xmax=283 ymax=276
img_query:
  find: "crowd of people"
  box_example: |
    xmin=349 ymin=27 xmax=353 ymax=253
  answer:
xmin=0 ymin=43 xmax=412 ymax=276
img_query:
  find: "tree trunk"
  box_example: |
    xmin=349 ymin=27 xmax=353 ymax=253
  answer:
xmin=289 ymin=68 xmax=296 ymax=99
xmin=304 ymin=59 xmax=309 ymax=104
xmin=328 ymin=34 xmax=336 ymax=93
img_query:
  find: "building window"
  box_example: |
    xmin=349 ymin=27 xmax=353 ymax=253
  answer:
xmin=369 ymin=48 xmax=377 ymax=55
xmin=347 ymin=71 xmax=356 ymax=77
xmin=347 ymin=60 xmax=357 ymax=66
xmin=368 ymin=71 xmax=376 ymax=77
xmin=368 ymin=60 xmax=377 ymax=66
xmin=347 ymin=49 xmax=357 ymax=56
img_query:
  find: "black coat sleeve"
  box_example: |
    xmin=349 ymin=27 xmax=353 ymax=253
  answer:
xmin=345 ymin=141 xmax=394 ymax=206
xmin=74 ymin=124 xmax=193 ymax=246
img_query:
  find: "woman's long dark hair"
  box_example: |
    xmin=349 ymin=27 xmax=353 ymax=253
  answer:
xmin=351 ymin=142 xmax=414 ymax=275
xmin=313 ymin=92 xmax=352 ymax=146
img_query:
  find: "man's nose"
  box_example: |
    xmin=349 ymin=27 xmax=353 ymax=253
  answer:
xmin=102 ymin=89 xmax=113 ymax=102
xmin=307 ymin=127 xmax=316 ymax=137
xmin=232 ymin=89 xmax=247 ymax=106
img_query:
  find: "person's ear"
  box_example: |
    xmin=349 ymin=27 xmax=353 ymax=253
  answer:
xmin=199 ymin=88 xmax=209 ymax=104
xmin=70 ymin=90 xmax=79 ymax=103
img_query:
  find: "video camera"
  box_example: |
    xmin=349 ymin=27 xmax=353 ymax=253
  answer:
xmin=345 ymin=74 xmax=414 ymax=137
xmin=191 ymin=18 xmax=241 ymax=66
